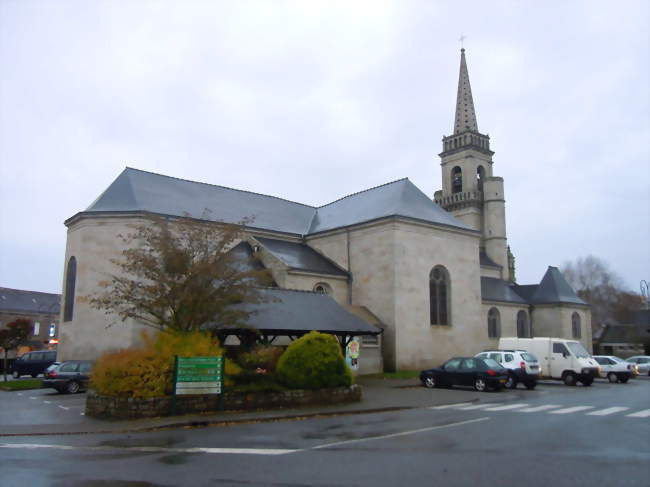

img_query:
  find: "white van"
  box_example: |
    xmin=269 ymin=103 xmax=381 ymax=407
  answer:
xmin=498 ymin=337 xmax=600 ymax=386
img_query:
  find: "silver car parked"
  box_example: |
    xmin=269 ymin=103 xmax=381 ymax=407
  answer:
xmin=625 ymin=356 xmax=650 ymax=376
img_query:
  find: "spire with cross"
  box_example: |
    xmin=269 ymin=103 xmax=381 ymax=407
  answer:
xmin=453 ymin=45 xmax=478 ymax=134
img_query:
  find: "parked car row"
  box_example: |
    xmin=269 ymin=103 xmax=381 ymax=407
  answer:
xmin=8 ymin=351 xmax=94 ymax=395
xmin=420 ymin=337 xmax=649 ymax=393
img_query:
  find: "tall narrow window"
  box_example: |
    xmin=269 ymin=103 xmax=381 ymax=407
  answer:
xmin=451 ymin=166 xmax=462 ymax=193
xmin=430 ymin=266 xmax=450 ymax=325
xmin=63 ymin=256 xmax=77 ymax=322
xmin=487 ymin=307 xmax=500 ymax=338
xmin=477 ymin=165 xmax=485 ymax=191
xmin=571 ymin=312 xmax=581 ymax=338
xmin=516 ymin=310 xmax=530 ymax=338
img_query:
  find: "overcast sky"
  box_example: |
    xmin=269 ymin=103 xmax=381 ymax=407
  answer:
xmin=1 ymin=0 xmax=648 ymax=295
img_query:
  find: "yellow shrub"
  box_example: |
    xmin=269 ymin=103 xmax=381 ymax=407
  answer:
xmin=90 ymin=330 xmax=240 ymax=398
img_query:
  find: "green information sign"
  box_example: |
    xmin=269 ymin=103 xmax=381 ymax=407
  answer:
xmin=172 ymin=356 xmax=224 ymax=407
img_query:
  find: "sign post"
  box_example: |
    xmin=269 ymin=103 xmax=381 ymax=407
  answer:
xmin=172 ymin=356 xmax=224 ymax=415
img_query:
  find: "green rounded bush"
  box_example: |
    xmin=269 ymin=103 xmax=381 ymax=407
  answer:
xmin=276 ymin=331 xmax=353 ymax=390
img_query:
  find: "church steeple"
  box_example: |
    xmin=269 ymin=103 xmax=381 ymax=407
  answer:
xmin=434 ymin=47 xmax=511 ymax=281
xmin=454 ymin=48 xmax=478 ymax=134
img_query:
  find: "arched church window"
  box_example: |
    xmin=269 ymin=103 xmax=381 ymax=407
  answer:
xmin=488 ymin=307 xmax=500 ymax=338
xmin=63 ymin=256 xmax=77 ymax=322
xmin=451 ymin=166 xmax=462 ymax=194
xmin=571 ymin=312 xmax=581 ymax=339
xmin=516 ymin=310 xmax=530 ymax=338
xmin=476 ymin=166 xmax=485 ymax=191
xmin=429 ymin=266 xmax=450 ymax=325
xmin=313 ymin=282 xmax=331 ymax=294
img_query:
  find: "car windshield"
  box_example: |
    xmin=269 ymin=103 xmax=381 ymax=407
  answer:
xmin=521 ymin=352 xmax=537 ymax=362
xmin=482 ymin=358 xmax=504 ymax=370
xmin=611 ymin=356 xmax=625 ymax=363
xmin=566 ymin=342 xmax=590 ymax=358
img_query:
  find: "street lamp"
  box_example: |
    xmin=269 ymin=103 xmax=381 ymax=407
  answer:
xmin=641 ymin=280 xmax=650 ymax=310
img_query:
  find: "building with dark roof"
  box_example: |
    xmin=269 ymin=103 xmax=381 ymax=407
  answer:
xmin=0 ymin=287 xmax=60 ymax=356
xmin=56 ymin=49 xmax=590 ymax=372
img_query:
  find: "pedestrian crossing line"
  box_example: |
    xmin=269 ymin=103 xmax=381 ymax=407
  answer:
xmin=587 ymin=407 xmax=630 ymax=416
xmin=458 ymin=403 xmax=503 ymax=410
xmin=548 ymin=406 xmax=594 ymax=415
xmin=483 ymin=403 xmax=530 ymax=411
xmin=429 ymin=402 xmax=475 ymax=410
xmin=516 ymin=405 xmax=562 ymax=413
xmin=626 ymin=409 xmax=650 ymax=418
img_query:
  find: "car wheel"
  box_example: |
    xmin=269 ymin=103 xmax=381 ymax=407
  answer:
xmin=607 ymin=372 xmax=618 ymax=383
xmin=525 ymin=381 xmax=537 ymax=390
xmin=474 ymin=378 xmax=487 ymax=392
xmin=620 ymin=377 xmax=629 ymax=384
xmin=12 ymin=371 xmax=20 ymax=379
xmin=505 ymin=375 xmax=517 ymax=389
xmin=423 ymin=376 xmax=436 ymax=389
xmin=31 ymin=373 xmax=38 ymax=378
xmin=581 ymin=378 xmax=593 ymax=386
xmin=66 ymin=381 xmax=80 ymax=394
xmin=563 ymin=373 xmax=576 ymax=386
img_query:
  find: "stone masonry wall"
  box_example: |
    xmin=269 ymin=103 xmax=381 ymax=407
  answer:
xmin=86 ymin=384 xmax=362 ymax=420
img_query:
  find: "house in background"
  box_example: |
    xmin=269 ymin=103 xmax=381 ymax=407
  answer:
xmin=0 ymin=287 xmax=61 ymax=361
xmin=593 ymin=310 xmax=650 ymax=357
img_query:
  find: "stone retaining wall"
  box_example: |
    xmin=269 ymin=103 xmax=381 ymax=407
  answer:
xmin=85 ymin=384 xmax=362 ymax=419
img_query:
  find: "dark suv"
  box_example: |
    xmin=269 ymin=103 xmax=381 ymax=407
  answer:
xmin=11 ymin=350 xmax=57 ymax=378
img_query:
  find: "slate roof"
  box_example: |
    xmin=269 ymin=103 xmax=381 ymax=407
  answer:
xmin=529 ymin=266 xmax=586 ymax=305
xmin=597 ymin=324 xmax=650 ymax=346
xmin=308 ymin=178 xmax=470 ymax=234
xmin=74 ymin=168 xmax=473 ymax=235
xmin=226 ymin=288 xmax=382 ymax=336
xmin=481 ymin=267 xmax=586 ymax=306
xmin=507 ymin=267 xmax=587 ymax=306
xmin=481 ymin=277 xmax=527 ymax=304
xmin=255 ymin=237 xmax=348 ymax=277
xmin=0 ymin=287 xmax=61 ymax=315
xmin=479 ymin=249 xmax=501 ymax=268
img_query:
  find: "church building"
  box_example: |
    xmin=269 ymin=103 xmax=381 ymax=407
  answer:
xmin=57 ymin=49 xmax=591 ymax=372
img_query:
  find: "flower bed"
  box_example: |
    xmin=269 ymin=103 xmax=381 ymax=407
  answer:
xmin=85 ymin=384 xmax=362 ymax=420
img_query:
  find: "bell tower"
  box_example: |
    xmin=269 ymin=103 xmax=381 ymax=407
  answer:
xmin=434 ymin=48 xmax=510 ymax=280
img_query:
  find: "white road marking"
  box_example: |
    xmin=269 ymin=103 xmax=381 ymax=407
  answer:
xmin=58 ymin=405 xmax=69 ymax=411
xmin=483 ymin=403 xmax=529 ymax=411
xmin=429 ymin=402 xmax=474 ymax=410
xmin=80 ymin=412 xmax=85 ymax=416
xmin=587 ymin=407 xmax=630 ymax=416
xmin=0 ymin=443 xmax=297 ymax=455
xmin=311 ymin=417 xmax=490 ymax=450
xmin=29 ymin=397 xmax=37 ymax=400
xmin=17 ymin=393 xmax=23 ymax=396
xmin=516 ymin=405 xmax=562 ymax=413
xmin=43 ymin=401 xmax=51 ymax=404
xmin=458 ymin=403 xmax=502 ymax=410
xmin=548 ymin=406 xmax=594 ymax=415
xmin=626 ymin=409 xmax=650 ymax=418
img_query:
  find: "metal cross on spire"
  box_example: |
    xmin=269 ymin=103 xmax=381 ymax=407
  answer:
xmin=459 ymin=34 xmax=467 ymax=49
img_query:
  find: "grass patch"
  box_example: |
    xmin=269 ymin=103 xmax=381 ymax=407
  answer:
xmin=0 ymin=379 xmax=44 ymax=391
xmin=361 ymin=370 xmax=420 ymax=380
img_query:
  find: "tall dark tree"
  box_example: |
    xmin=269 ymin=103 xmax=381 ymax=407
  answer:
xmin=0 ymin=319 xmax=31 ymax=381
xmin=562 ymin=255 xmax=643 ymax=327
xmin=90 ymin=214 xmax=272 ymax=333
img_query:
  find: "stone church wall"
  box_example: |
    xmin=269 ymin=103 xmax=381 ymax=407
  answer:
xmin=393 ymin=221 xmax=482 ymax=370
xmin=58 ymin=217 xmax=150 ymax=361
xmin=532 ymin=305 xmax=592 ymax=352
xmin=481 ymin=302 xmax=529 ymax=348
